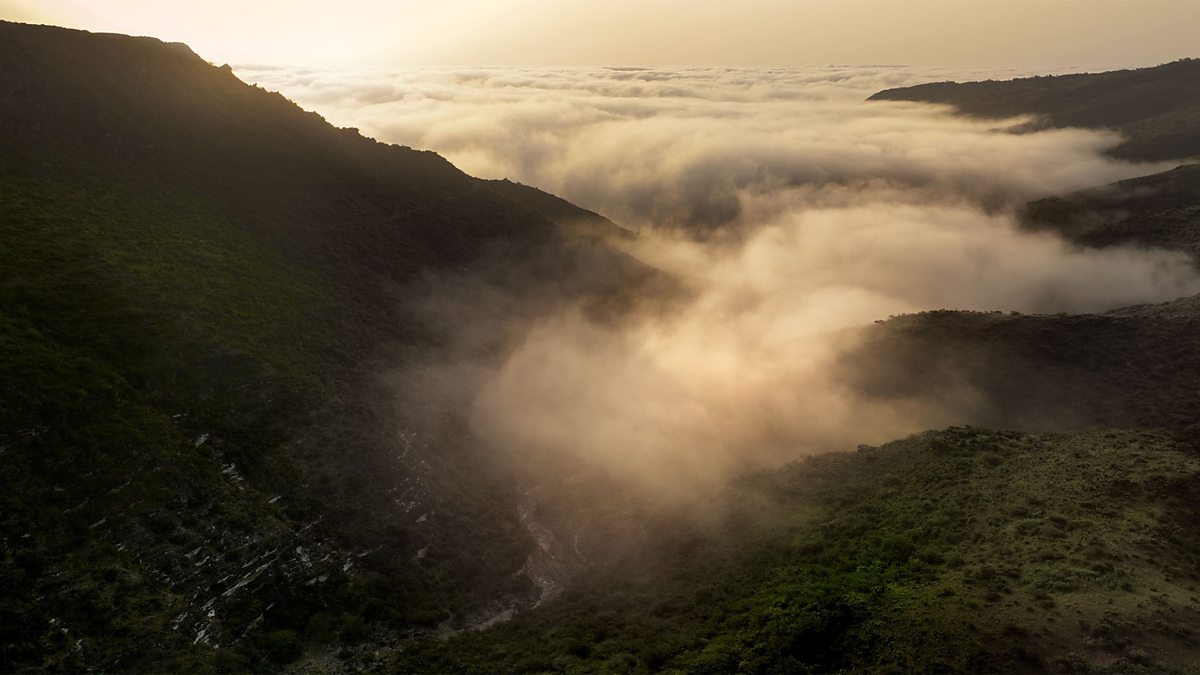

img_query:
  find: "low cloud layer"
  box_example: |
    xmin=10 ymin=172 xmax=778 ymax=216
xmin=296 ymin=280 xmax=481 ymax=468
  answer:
xmin=240 ymin=64 xmax=1168 ymax=231
xmin=241 ymin=65 xmax=1200 ymax=497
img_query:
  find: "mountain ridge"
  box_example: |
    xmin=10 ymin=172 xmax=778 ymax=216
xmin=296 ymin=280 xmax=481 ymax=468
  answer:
xmin=0 ymin=19 xmax=652 ymax=670
xmin=6 ymin=19 xmax=1200 ymax=673
xmin=870 ymin=58 xmax=1200 ymax=163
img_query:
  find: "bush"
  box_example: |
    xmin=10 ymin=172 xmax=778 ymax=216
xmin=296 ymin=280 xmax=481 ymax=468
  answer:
xmin=262 ymin=629 xmax=304 ymax=665
xmin=305 ymin=612 xmax=339 ymax=643
xmin=338 ymin=614 xmax=369 ymax=645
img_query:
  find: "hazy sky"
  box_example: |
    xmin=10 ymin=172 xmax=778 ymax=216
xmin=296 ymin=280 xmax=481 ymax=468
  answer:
xmin=3 ymin=0 xmax=1198 ymax=68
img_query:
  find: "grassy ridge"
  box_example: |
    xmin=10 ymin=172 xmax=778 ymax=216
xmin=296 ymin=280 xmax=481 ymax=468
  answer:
xmin=0 ymin=21 xmax=573 ymax=670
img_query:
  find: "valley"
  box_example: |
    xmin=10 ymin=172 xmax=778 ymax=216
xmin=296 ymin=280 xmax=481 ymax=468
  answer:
xmin=3 ymin=18 xmax=1200 ymax=675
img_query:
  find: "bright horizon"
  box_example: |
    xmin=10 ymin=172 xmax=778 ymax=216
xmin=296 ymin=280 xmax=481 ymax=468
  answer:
xmin=2 ymin=0 xmax=1198 ymax=69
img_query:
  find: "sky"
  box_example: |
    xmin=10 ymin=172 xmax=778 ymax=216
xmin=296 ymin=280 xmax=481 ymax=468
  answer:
xmin=3 ymin=0 xmax=1199 ymax=68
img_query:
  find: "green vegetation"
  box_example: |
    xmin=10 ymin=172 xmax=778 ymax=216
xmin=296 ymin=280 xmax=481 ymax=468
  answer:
xmin=843 ymin=302 xmax=1200 ymax=440
xmin=393 ymin=428 xmax=1200 ymax=673
xmin=0 ymin=19 xmax=600 ymax=671
xmin=5 ymin=18 xmax=1200 ymax=673
xmin=0 ymin=167 xmax=393 ymax=670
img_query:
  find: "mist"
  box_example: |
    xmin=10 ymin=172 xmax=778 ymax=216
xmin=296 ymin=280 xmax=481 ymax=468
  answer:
xmin=242 ymin=65 xmax=1200 ymax=498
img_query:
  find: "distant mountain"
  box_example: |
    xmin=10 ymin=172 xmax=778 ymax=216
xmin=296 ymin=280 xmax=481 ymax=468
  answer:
xmin=0 ymin=20 xmax=651 ymax=671
xmin=871 ymin=59 xmax=1200 ymax=162
xmin=1021 ymin=162 xmax=1200 ymax=258
xmin=873 ymin=61 xmax=1200 ymax=265
xmin=863 ymin=63 xmax=1200 ymax=453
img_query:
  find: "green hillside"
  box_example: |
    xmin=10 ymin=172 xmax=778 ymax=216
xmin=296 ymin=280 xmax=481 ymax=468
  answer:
xmin=0 ymin=20 xmax=648 ymax=671
xmin=391 ymin=427 xmax=1200 ymax=673
xmin=387 ymin=293 xmax=1200 ymax=673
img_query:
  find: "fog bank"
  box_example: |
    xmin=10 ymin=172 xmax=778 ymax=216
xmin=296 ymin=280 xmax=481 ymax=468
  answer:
xmin=243 ymin=65 xmax=1200 ymax=496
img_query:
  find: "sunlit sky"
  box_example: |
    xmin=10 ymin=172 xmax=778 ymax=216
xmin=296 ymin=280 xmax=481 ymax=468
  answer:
xmin=2 ymin=0 xmax=1198 ymax=68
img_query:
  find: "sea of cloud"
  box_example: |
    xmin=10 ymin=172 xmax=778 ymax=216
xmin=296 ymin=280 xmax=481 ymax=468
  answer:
xmin=240 ymin=64 xmax=1200 ymax=496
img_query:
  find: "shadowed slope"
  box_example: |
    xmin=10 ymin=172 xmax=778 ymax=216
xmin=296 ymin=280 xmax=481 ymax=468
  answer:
xmin=870 ymin=59 xmax=1200 ymax=163
xmin=0 ymin=20 xmax=654 ymax=671
xmin=1022 ymin=162 xmax=1200 ymax=259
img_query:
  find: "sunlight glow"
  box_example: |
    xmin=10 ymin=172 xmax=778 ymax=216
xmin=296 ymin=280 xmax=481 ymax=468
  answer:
xmin=4 ymin=0 xmax=1199 ymax=68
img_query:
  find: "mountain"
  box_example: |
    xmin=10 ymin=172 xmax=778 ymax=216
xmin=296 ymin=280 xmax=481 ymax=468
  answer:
xmin=7 ymin=19 xmax=1200 ymax=674
xmin=383 ymin=61 xmax=1200 ymax=674
xmin=875 ymin=59 xmax=1200 ymax=274
xmin=842 ymin=298 xmax=1200 ymax=438
xmin=870 ymin=59 xmax=1200 ymax=163
xmin=0 ymin=20 xmax=652 ymax=671
xmin=1021 ymin=162 xmax=1200 ymax=259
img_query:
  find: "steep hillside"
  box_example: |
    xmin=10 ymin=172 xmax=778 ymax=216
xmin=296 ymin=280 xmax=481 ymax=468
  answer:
xmin=870 ymin=59 xmax=1200 ymax=163
xmin=483 ymin=178 xmax=635 ymax=242
xmin=871 ymin=62 xmax=1200 ymax=263
xmin=0 ymin=20 xmax=650 ymax=671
